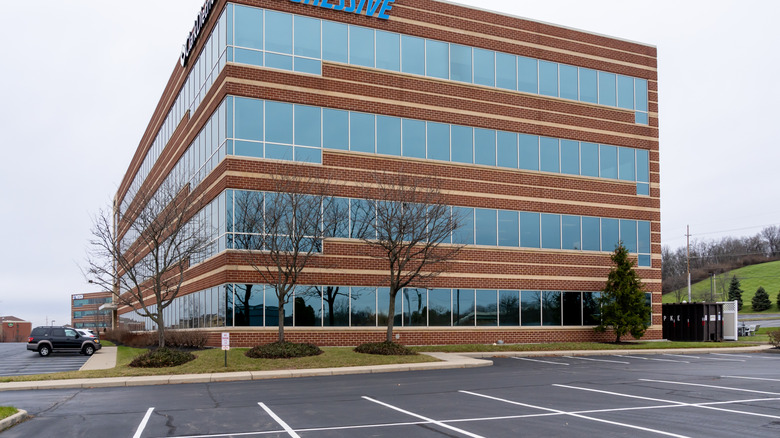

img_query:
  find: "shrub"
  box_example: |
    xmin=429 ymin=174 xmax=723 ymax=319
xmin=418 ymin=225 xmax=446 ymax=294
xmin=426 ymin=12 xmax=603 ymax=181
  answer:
xmin=245 ymin=342 xmax=323 ymax=359
xmin=129 ymin=348 xmax=195 ymax=368
xmin=777 ymin=290 xmax=780 ymax=310
xmin=769 ymin=330 xmax=780 ymax=349
xmin=102 ymin=329 xmax=207 ymax=349
xmin=165 ymin=330 xmax=208 ymax=349
xmin=354 ymin=342 xmax=417 ymax=356
xmin=752 ymin=287 xmax=772 ymax=312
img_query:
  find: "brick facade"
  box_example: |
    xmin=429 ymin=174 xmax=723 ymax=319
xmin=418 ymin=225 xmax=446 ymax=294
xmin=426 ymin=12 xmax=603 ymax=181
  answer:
xmin=115 ymin=0 xmax=660 ymax=346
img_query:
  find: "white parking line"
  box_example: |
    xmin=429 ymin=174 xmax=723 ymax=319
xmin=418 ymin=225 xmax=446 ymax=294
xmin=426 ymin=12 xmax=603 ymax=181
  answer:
xmin=663 ymin=354 xmax=699 ymax=359
xmin=133 ymin=407 xmax=155 ymax=438
xmin=710 ymin=353 xmax=753 ymax=358
xmin=722 ymin=375 xmax=780 ymax=382
xmin=613 ymin=355 xmax=689 ymax=363
xmin=460 ymin=390 xmax=690 ymax=438
xmin=362 ymin=396 xmax=486 ymax=438
xmin=563 ymin=356 xmax=629 ymax=364
xmin=258 ymin=403 xmax=300 ymax=438
xmin=639 ymin=379 xmax=780 ymax=396
xmin=511 ymin=357 xmax=569 ymax=365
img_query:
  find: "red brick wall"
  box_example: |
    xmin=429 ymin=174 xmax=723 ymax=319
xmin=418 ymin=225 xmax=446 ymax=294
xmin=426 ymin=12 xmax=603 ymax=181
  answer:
xmin=1 ymin=322 xmax=32 ymax=343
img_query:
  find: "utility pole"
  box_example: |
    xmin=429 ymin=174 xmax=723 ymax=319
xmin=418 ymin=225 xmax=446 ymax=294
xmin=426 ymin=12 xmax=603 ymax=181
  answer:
xmin=710 ymin=272 xmax=714 ymax=302
xmin=686 ymin=225 xmax=692 ymax=302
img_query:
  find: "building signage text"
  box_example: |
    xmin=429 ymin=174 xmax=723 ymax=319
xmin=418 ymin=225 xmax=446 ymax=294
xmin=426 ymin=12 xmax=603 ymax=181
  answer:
xmin=289 ymin=0 xmax=396 ymax=20
xmin=72 ymin=294 xmax=84 ymax=300
xmin=180 ymin=0 xmax=217 ymax=67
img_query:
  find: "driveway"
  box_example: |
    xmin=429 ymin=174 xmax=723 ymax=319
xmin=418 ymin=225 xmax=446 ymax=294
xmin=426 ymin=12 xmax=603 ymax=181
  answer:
xmin=0 ymin=343 xmax=89 ymax=377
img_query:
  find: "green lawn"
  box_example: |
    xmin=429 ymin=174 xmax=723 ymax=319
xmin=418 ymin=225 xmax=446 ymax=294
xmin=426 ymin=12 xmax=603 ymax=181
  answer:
xmin=663 ymin=260 xmax=780 ymax=313
xmin=0 ymin=406 xmax=18 ymax=420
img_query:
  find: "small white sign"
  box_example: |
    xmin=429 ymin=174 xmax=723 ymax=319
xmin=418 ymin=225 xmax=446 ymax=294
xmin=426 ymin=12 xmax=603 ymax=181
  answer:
xmin=221 ymin=332 xmax=230 ymax=350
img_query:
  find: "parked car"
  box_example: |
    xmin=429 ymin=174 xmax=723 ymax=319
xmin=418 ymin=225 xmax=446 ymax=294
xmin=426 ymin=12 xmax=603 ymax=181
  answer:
xmin=76 ymin=329 xmax=98 ymax=339
xmin=27 ymin=326 xmax=102 ymax=357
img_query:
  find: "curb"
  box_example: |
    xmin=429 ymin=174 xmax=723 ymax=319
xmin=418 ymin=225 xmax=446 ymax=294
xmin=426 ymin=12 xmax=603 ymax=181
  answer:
xmin=457 ymin=344 xmax=774 ymax=359
xmin=0 ymin=410 xmax=29 ymax=432
xmin=0 ymin=354 xmax=491 ymax=392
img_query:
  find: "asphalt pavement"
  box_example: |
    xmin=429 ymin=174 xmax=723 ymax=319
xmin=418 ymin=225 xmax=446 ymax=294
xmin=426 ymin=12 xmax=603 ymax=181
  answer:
xmin=2 ymin=349 xmax=779 ymax=438
xmin=0 ymin=343 xmax=90 ymax=377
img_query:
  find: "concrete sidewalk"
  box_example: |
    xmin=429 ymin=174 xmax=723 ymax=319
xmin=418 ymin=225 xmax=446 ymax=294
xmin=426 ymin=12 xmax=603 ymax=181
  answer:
xmin=0 ymin=344 xmax=772 ymax=393
xmin=79 ymin=346 xmax=117 ymax=371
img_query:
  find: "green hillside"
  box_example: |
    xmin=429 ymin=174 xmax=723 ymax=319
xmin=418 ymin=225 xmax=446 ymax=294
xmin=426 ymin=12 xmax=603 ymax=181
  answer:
xmin=662 ymin=260 xmax=780 ymax=313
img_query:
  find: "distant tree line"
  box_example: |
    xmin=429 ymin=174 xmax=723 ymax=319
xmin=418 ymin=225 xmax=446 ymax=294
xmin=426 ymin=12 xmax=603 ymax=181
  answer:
xmin=662 ymin=225 xmax=780 ymax=299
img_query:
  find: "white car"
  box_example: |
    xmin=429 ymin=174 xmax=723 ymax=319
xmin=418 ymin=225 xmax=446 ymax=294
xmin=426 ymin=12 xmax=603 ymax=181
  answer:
xmin=76 ymin=329 xmax=98 ymax=338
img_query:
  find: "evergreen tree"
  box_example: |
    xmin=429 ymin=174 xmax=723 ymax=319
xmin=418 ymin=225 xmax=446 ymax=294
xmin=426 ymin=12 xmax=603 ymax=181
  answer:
xmin=752 ymin=286 xmax=771 ymax=312
xmin=595 ymin=245 xmax=651 ymax=342
xmin=727 ymin=276 xmax=744 ymax=311
xmin=777 ymin=290 xmax=780 ymax=311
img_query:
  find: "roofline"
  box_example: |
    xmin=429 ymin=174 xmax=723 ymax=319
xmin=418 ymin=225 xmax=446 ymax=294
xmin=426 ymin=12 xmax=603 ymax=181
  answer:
xmin=432 ymin=0 xmax=657 ymax=49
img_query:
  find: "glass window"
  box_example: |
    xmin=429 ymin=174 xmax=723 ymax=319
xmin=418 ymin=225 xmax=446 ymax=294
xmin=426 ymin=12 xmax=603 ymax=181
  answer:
xmin=351 ymin=198 xmax=376 ymax=239
xmin=294 ymin=105 xmax=320 ymax=147
xmin=617 ymin=75 xmax=634 ymax=109
xmin=560 ymin=139 xmax=579 ymax=175
xmin=518 ymin=134 xmax=539 ymax=171
xmin=475 ymin=208 xmax=497 ymax=246
xmin=474 ymin=128 xmax=496 ymax=166
xmin=266 ymin=143 xmax=292 ymax=160
xmin=268 ymin=286 xmax=292 ymax=327
xmin=541 ymin=214 xmax=561 ymax=249
xmin=473 ymin=48 xmax=495 ymax=86
xmin=452 ymin=207 xmax=474 ymax=245
xmin=265 ymin=11 xmax=292 ymax=54
xmin=402 ymin=288 xmax=427 ymax=327
xmin=498 ymin=210 xmax=519 ymax=247
xmin=542 ymin=291 xmax=561 ymax=326
xmin=637 ymin=183 xmax=650 ymax=196
xmin=377 ymin=115 xmax=401 ymax=156
xmin=499 ymin=290 xmax=520 ymax=326
xmin=601 ymin=218 xmax=620 ymax=253
xmin=639 ymin=254 xmax=651 ymax=267
xmin=540 ymin=137 xmax=559 ymax=173
xmin=582 ymin=216 xmax=600 ymax=251
xmin=521 ymin=290 xmax=541 ymax=326
xmin=562 ymin=215 xmax=581 ymax=250
xmin=496 ymin=131 xmax=518 ymax=168
xmin=618 ymin=147 xmax=636 ymax=181
xmin=579 ymin=68 xmax=597 ymax=103
xmin=539 ymin=61 xmax=558 ymax=97
xmin=426 ymin=40 xmax=449 ymax=79
xmin=402 ymin=119 xmax=426 ymax=158
xmin=401 ymin=35 xmax=425 ymax=75
xmin=295 ymin=286 xmax=322 ymax=327
xmin=583 ymin=292 xmax=601 ymax=325
xmin=322 ymin=21 xmax=348 ymax=63
xmin=350 ymin=26 xmax=374 ymax=67
xmin=294 ymin=56 xmax=321 ymax=75
xmin=325 ymin=197 xmax=350 ymax=238
xmin=451 ymin=125 xmax=473 ymax=164
xmin=517 ymin=57 xmax=538 ymax=93
xmin=599 ymin=145 xmax=618 ymax=179
xmin=635 ymin=111 xmax=649 ymax=124
xmin=234 ymin=97 xmax=263 ymax=141
xmin=580 ymin=142 xmax=599 ymax=177
xmin=234 ymin=6 xmax=262 ymax=50
xmin=476 ymin=290 xmax=498 ymax=326
xmin=322 ymin=109 xmax=348 ymax=150
xmin=265 ymin=101 xmax=293 ymax=144
xmin=453 ymin=289 xmax=475 ymax=326
xmin=293 ymin=16 xmax=320 ymax=59
xmin=635 ymin=79 xmax=648 ymax=112
xmin=598 ymin=72 xmax=616 ymax=106
xmin=520 ymin=212 xmax=540 ymax=248
xmin=318 ymin=286 xmax=348 ymax=327
xmin=427 ymin=122 xmax=450 ymax=161
xmin=563 ymin=292 xmax=582 ymax=326
xmin=559 ymin=64 xmax=578 ymax=100
xmin=450 ymin=44 xmax=472 ymax=83
xmin=265 ymin=53 xmax=292 ymax=70
xmin=350 ymin=112 xmax=375 ymax=153
xmin=428 ymin=289 xmax=451 ymax=326
xmin=636 ymin=149 xmax=649 ymax=183
xmin=495 ymin=52 xmax=517 ymax=90
xmin=351 ymin=287 xmax=376 ymax=326
xmin=375 ymin=31 xmax=400 ymax=71
xmin=620 ymin=219 xmax=638 ymax=253
xmin=638 ymin=221 xmax=651 ymax=254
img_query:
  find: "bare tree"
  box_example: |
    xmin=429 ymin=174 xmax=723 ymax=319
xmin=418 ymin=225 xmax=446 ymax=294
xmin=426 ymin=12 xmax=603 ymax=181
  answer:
xmin=86 ymin=179 xmax=213 ymax=348
xmin=233 ymin=174 xmax=338 ymax=342
xmin=762 ymin=225 xmax=780 ymax=258
xmin=353 ymin=172 xmax=463 ymax=343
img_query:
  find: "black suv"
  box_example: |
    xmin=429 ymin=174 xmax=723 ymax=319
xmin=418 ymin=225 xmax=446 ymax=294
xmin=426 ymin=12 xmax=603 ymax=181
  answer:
xmin=27 ymin=326 xmax=102 ymax=357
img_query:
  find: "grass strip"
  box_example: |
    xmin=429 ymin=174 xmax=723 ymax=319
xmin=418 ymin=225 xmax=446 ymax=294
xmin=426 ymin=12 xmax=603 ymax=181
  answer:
xmin=0 ymin=406 xmax=18 ymax=420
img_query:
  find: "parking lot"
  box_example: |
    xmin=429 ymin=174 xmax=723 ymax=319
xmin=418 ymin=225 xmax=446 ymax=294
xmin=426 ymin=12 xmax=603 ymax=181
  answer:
xmin=2 ymin=350 xmax=780 ymax=437
xmin=0 ymin=343 xmax=89 ymax=377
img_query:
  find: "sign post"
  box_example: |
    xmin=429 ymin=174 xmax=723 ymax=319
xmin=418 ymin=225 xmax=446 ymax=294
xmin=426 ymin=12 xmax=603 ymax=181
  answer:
xmin=221 ymin=332 xmax=230 ymax=367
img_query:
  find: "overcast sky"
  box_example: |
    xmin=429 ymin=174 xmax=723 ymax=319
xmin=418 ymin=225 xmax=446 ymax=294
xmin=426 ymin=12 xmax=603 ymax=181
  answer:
xmin=0 ymin=0 xmax=777 ymax=328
